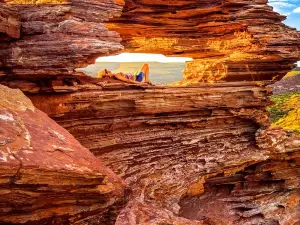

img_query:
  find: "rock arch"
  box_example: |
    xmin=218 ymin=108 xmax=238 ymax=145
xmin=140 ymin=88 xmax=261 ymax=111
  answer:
xmin=0 ymin=0 xmax=300 ymax=224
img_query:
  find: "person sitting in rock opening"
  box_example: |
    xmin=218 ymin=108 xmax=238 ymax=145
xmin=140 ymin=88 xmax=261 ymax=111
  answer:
xmin=98 ymin=63 xmax=152 ymax=85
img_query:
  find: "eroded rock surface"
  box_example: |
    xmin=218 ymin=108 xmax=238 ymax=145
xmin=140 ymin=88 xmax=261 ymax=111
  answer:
xmin=180 ymin=128 xmax=300 ymax=225
xmin=107 ymin=0 xmax=300 ymax=84
xmin=0 ymin=3 xmax=20 ymax=41
xmin=0 ymin=0 xmax=124 ymax=78
xmin=0 ymin=84 xmax=125 ymax=224
xmin=1 ymin=0 xmax=300 ymax=84
xmin=27 ymin=78 xmax=300 ymax=224
xmin=0 ymin=0 xmax=300 ymax=224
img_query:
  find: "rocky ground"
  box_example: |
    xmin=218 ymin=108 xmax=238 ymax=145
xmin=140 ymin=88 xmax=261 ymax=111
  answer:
xmin=271 ymin=71 xmax=300 ymax=95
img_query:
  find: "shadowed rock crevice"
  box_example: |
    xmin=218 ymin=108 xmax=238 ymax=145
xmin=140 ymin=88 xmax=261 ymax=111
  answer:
xmin=179 ymin=156 xmax=300 ymax=225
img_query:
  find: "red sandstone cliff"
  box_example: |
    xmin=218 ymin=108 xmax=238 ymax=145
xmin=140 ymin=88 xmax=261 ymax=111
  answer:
xmin=0 ymin=0 xmax=300 ymax=224
xmin=0 ymin=0 xmax=300 ymax=84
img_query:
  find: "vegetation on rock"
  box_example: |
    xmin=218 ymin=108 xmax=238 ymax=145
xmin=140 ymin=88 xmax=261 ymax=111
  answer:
xmin=269 ymin=91 xmax=300 ymax=134
xmin=285 ymin=70 xmax=300 ymax=78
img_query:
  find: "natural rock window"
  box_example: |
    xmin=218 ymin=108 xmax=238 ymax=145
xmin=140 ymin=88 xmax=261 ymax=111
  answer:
xmin=77 ymin=53 xmax=193 ymax=85
xmin=0 ymin=0 xmax=300 ymax=224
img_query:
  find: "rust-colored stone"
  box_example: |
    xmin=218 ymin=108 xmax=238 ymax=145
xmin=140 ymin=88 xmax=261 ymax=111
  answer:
xmin=0 ymin=0 xmax=124 ymax=78
xmin=107 ymin=0 xmax=300 ymax=84
xmin=0 ymin=84 xmax=125 ymax=224
xmin=0 ymin=0 xmax=300 ymax=224
xmin=0 ymin=3 xmax=20 ymax=41
xmin=27 ymin=79 xmax=299 ymax=224
xmin=1 ymin=0 xmax=300 ymax=84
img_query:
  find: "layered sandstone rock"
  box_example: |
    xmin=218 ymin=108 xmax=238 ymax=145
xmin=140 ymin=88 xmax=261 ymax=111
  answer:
xmin=107 ymin=0 xmax=300 ymax=84
xmin=0 ymin=3 xmax=20 ymax=41
xmin=1 ymin=0 xmax=300 ymax=84
xmin=27 ymin=78 xmax=300 ymax=224
xmin=0 ymin=0 xmax=300 ymax=224
xmin=0 ymin=0 xmax=124 ymax=78
xmin=180 ymin=128 xmax=300 ymax=225
xmin=0 ymin=84 xmax=125 ymax=224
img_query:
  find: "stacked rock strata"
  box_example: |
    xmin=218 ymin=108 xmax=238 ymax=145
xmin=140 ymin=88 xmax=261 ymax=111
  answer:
xmin=107 ymin=0 xmax=300 ymax=84
xmin=0 ymin=0 xmax=124 ymax=78
xmin=0 ymin=0 xmax=300 ymax=224
xmin=28 ymin=79 xmax=300 ymax=225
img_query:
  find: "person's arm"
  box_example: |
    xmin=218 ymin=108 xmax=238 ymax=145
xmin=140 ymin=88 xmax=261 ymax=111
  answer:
xmin=113 ymin=73 xmax=143 ymax=84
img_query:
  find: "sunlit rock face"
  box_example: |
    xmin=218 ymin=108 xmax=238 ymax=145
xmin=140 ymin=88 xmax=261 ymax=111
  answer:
xmin=0 ymin=84 xmax=125 ymax=224
xmin=0 ymin=0 xmax=124 ymax=78
xmin=0 ymin=0 xmax=300 ymax=224
xmin=107 ymin=0 xmax=300 ymax=84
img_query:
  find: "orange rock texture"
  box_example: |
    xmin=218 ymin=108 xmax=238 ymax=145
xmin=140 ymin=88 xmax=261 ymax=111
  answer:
xmin=0 ymin=0 xmax=300 ymax=224
xmin=107 ymin=0 xmax=300 ymax=84
xmin=1 ymin=0 xmax=300 ymax=83
xmin=27 ymin=78 xmax=300 ymax=225
xmin=0 ymin=84 xmax=125 ymax=224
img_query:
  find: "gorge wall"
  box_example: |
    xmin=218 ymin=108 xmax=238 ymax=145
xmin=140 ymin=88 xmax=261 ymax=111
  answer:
xmin=0 ymin=0 xmax=300 ymax=224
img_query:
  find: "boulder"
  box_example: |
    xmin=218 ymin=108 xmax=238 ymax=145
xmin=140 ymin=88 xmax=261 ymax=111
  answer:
xmin=0 ymin=84 xmax=125 ymax=224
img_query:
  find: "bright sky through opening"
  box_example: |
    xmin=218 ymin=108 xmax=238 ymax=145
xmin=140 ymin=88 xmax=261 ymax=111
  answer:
xmin=96 ymin=53 xmax=193 ymax=63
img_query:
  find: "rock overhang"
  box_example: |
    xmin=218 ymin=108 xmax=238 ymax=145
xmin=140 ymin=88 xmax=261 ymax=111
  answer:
xmin=0 ymin=0 xmax=300 ymax=224
xmin=0 ymin=0 xmax=300 ymax=84
xmin=106 ymin=0 xmax=300 ymax=84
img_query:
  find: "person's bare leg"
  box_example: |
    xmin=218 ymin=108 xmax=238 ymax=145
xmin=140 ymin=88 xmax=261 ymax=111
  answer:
xmin=140 ymin=64 xmax=150 ymax=83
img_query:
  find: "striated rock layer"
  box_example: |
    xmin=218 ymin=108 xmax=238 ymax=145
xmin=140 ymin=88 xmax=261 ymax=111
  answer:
xmin=180 ymin=128 xmax=300 ymax=225
xmin=27 ymin=78 xmax=300 ymax=224
xmin=0 ymin=0 xmax=300 ymax=84
xmin=0 ymin=0 xmax=124 ymax=78
xmin=107 ymin=0 xmax=300 ymax=84
xmin=0 ymin=0 xmax=300 ymax=224
xmin=0 ymin=84 xmax=125 ymax=224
